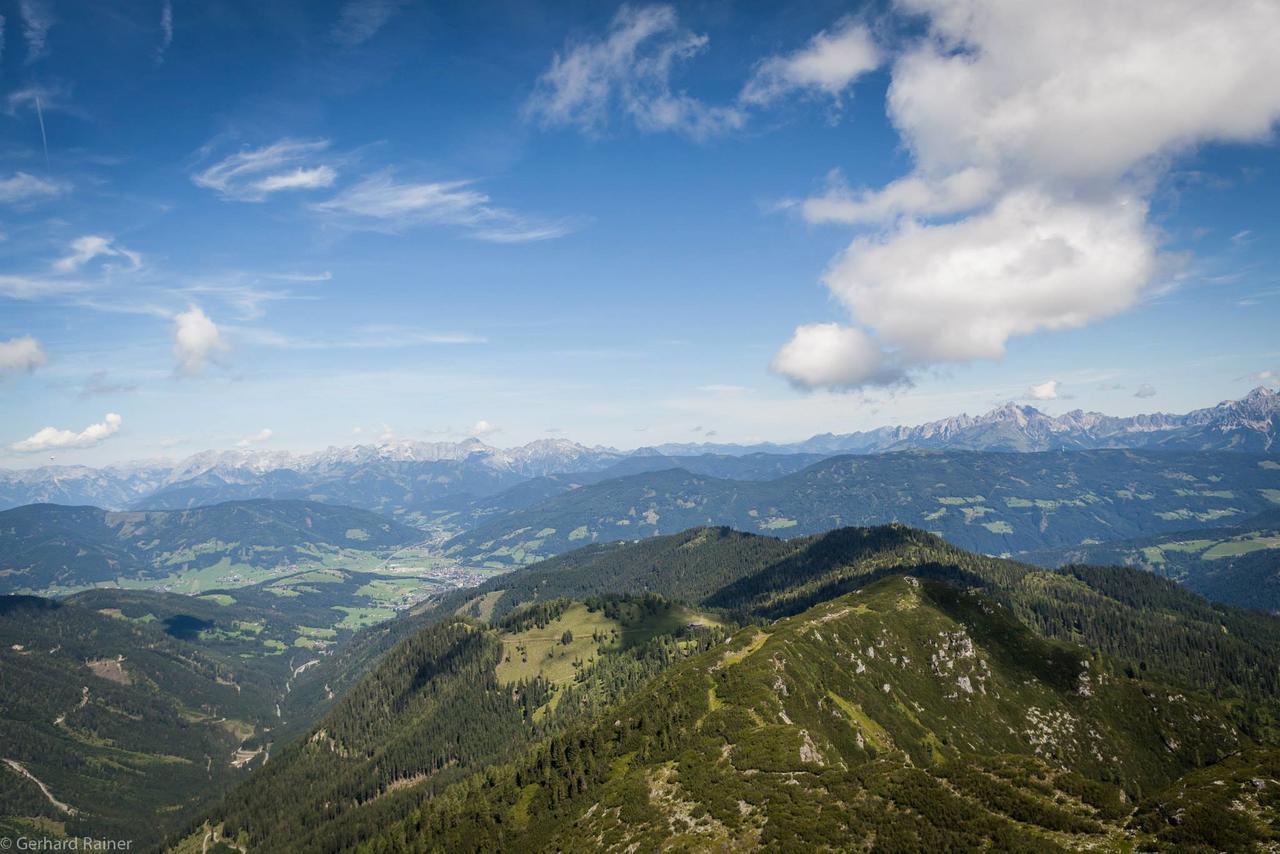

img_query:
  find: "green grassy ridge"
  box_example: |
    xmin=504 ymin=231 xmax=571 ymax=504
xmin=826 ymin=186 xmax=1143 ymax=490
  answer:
xmin=0 ymin=499 xmax=423 ymax=594
xmin=364 ymin=576 xmax=1261 ymax=852
xmin=441 ymin=449 xmax=1280 ymax=567
xmin=434 ymin=523 xmax=1280 ymax=704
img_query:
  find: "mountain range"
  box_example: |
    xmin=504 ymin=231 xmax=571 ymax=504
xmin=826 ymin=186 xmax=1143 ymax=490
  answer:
xmin=2 ymin=388 xmax=1276 ymax=515
xmin=443 ymin=449 xmax=1280 ymax=567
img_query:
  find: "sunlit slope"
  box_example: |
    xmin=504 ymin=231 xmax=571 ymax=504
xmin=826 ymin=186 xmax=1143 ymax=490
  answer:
xmin=370 ymin=576 xmax=1265 ymax=852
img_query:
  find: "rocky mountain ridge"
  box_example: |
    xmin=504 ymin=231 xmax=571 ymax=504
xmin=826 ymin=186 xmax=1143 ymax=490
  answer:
xmin=1 ymin=388 xmax=1276 ymax=512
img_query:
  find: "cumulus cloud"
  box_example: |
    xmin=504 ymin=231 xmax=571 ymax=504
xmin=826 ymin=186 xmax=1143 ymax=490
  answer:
xmin=331 ymin=0 xmax=405 ymax=47
xmin=821 ymin=191 xmax=1155 ymax=366
xmin=0 ymin=171 xmax=67 ymax=204
xmin=525 ymin=4 xmax=744 ymax=140
xmin=0 ymin=335 xmax=47 ymax=375
xmin=193 ymin=139 xmax=336 ymax=202
xmin=1026 ymin=379 xmax=1060 ymax=401
xmin=1133 ymin=383 xmax=1158 ymax=399
xmin=53 ymin=235 xmax=142 ymax=273
xmin=741 ymin=17 xmax=879 ymax=107
xmin=776 ymin=0 xmax=1280 ymax=390
xmin=313 ymin=171 xmax=575 ymax=242
xmin=173 ymin=305 xmax=225 ymax=375
xmin=469 ymin=420 xmax=499 ymax=438
xmin=770 ymin=323 xmax=903 ymax=390
xmin=236 ymin=427 xmax=273 ymax=447
xmin=11 ymin=413 xmax=121 ymax=453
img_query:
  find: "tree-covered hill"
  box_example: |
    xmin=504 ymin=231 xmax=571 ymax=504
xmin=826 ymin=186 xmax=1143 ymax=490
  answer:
xmin=178 ymin=523 xmax=1280 ymax=851
xmin=442 ymin=449 xmax=1280 ymax=568
xmin=0 ymin=499 xmax=423 ymax=593
xmin=190 ymin=595 xmax=726 ymax=852
xmin=348 ymin=576 xmax=1280 ymax=852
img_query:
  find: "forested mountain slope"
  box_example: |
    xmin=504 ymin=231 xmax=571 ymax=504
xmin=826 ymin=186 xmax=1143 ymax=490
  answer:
xmin=186 ymin=524 xmax=1280 ymax=851
xmin=1025 ymin=509 xmax=1280 ymax=612
xmin=0 ymin=596 xmax=291 ymax=847
xmin=442 ymin=449 xmax=1280 ymax=567
xmin=363 ymin=576 xmax=1280 ymax=852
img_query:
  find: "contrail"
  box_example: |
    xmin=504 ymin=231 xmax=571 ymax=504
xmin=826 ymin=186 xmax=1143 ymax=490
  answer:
xmin=34 ymin=93 xmax=50 ymax=172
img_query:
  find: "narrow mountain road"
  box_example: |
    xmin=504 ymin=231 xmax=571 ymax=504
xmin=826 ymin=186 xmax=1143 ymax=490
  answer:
xmin=2 ymin=758 xmax=78 ymax=816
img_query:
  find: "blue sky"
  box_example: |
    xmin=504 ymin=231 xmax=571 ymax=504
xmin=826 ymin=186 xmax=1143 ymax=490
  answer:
xmin=1 ymin=0 xmax=1279 ymax=465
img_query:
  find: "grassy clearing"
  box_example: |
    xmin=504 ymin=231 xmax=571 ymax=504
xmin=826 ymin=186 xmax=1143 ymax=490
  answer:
xmin=1202 ymin=535 xmax=1280 ymax=559
xmin=496 ymin=603 xmax=620 ymax=686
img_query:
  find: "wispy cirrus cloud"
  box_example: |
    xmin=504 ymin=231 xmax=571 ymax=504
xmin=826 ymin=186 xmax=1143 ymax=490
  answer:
xmin=0 ymin=274 xmax=90 ymax=300
xmin=53 ymin=235 xmax=142 ymax=273
xmin=236 ymin=324 xmax=487 ymax=351
xmin=740 ymin=16 xmax=880 ymax=108
xmin=156 ymin=0 xmax=173 ymax=63
xmin=331 ymin=0 xmax=405 ymax=47
xmin=192 ymin=139 xmax=337 ymax=202
xmin=18 ymin=0 xmax=54 ymax=63
xmin=525 ymin=4 xmax=744 ymax=140
xmin=313 ymin=171 xmax=576 ymax=242
xmin=0 ymin=171 xmax=68 ymax=204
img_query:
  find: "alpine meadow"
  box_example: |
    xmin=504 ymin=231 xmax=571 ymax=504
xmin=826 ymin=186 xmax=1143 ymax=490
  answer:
xmin=3 ymin=1 xmax=1280 ymax=852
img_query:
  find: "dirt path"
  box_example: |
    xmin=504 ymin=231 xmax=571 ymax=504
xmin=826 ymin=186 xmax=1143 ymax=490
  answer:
xmin=2 ymin=758 xmax=78 ymax=816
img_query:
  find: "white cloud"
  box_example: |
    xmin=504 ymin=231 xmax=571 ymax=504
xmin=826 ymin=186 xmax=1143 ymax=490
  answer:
xmin=193 ymin=139 xmax=336 ymax=202
xmin=887 ymin=0 xmax=1280 ymax=192
xmin=313 ymin=171 xmax=575 ymax=242
xmin=741 ymin=17 xmax=879 ymax=107
xmin=11 ymin=413 xmax=121 ymax=453
xmin=253 ymin=165 xmax=337 ymax=194
xmin=800 ymin=167 xmax=996 ymax=225
xmin=156 ymin=0 xmax=173 ymax=62
xmin=0 ymin=335 xmax=46 ymax=375
xmin=0 ymin=171 xmax=67 ymax=204
xmin=777 ymin=0 xmax=1280 ymax=390
xmin=331 ymin=0 xmax=404 ymax=47
xmin=18 ymin=0 xmax=53 ymax=63
xmin=1027 ymin=379 xmax=1060 ymax=401
xmin=770 ymin=323 xmax=903 ymax=390
xmin=525 ymin=4 xmax=744 ymax=140
xmin=0 ymin=274 xmax=89 ymax=300
xmin=1133 ymin=383 xmax=1158 ymax=398
xmin=470 ymin=420 xmax=499 ymax=438
xmin=53 ymin=235 xmax=142 ymax=273
xmin=236 ymin=427 xmax=273 ymax=447
xmin=173 ymin=305 xmax=225 ymax=375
